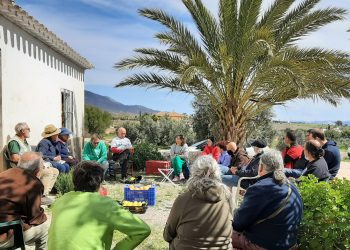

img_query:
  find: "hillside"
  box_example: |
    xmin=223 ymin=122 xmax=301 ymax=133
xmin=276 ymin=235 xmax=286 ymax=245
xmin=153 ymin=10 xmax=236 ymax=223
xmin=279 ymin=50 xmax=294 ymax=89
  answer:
xmin=85 ymin=90 xmax=159 ymax=114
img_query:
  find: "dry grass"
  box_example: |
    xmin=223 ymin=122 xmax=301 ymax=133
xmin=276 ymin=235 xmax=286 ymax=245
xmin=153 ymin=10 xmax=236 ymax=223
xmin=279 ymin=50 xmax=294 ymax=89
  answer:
xmin=105 ymin=181 xmax=184 ymax=250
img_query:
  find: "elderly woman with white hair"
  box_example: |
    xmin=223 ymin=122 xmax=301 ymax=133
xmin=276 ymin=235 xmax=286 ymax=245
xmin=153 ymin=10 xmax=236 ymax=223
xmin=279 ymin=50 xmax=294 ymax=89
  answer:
xmin=232 ymin=150 xmax=303 ymax=250
xmin=163 ymin=155 xmax=233 ymax=249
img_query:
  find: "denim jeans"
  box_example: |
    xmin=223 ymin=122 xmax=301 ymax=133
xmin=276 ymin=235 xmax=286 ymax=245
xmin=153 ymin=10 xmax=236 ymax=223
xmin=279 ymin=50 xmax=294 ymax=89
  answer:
xmin=219 ymin=165 xmax=240 ymax=187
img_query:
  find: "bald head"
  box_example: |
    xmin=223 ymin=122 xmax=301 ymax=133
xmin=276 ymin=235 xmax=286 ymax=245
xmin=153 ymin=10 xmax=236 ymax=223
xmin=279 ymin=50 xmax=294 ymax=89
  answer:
xmin=117 ymin=127 xmax=127 ymax=139
xmin=226 ymin=142 xmax=237 ymax=152
xmin=18 ymin=152 xmax=43 ymax=173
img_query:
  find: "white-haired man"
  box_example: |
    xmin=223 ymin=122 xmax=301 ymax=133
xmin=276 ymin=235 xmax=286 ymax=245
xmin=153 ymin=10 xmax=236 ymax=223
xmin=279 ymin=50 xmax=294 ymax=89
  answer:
xmin=110 ymin=127 xmax=133 ymax=180
xmin=6 ymin=122 xmax=31 ymax=167
xmin=232 ymin=150 xmax=303 ymax=249
xmin=0 ymin=152 xmax=49 ymax=250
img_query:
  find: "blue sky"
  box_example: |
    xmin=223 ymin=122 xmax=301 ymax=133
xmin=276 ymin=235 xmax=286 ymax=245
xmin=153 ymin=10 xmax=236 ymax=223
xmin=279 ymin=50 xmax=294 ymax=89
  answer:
xmin=16 ymin=0 xmax=350 ymax=121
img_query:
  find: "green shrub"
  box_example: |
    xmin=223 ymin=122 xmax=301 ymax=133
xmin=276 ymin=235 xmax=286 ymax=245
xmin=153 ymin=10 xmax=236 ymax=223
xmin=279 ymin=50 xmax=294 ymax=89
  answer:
xmin=298 ymin=176 xmax=350 ymax=249
xmin=54 ymin=170 xmax=74 ymax=196
xmin=132 ymin=142 xmax=164 ymax=170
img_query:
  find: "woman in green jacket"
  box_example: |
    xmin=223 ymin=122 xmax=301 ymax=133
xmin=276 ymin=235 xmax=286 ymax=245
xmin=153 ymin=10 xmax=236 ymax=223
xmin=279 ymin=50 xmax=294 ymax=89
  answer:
xmin=82 ymin=134 xmax=109 ymax=174
xmin=48 ymin=161 xmax=151 ymax=250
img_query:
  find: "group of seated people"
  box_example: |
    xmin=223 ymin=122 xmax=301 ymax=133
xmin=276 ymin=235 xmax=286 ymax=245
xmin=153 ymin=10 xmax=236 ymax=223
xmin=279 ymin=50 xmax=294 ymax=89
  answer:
xmin=0 ymin=126 xmax=342 ymax=249
xmin=174 ymin=128 xmax=340 ymax=189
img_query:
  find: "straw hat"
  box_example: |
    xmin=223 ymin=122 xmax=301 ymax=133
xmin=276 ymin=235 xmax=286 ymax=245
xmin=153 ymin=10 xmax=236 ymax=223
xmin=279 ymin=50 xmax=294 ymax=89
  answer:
xmin=41 ymin=124 xmax=61 ymax=138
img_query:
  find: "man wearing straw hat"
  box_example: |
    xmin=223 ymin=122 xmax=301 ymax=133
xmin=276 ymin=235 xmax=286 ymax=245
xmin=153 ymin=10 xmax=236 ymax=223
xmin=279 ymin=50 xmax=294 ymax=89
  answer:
xmin=36 ymin=124 xmax=70 ymax=173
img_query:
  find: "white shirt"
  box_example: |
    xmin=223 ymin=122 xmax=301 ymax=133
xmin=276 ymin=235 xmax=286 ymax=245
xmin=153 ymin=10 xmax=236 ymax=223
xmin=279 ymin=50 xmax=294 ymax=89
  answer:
xmin=110 ymin=136 xmax=132 ymax=150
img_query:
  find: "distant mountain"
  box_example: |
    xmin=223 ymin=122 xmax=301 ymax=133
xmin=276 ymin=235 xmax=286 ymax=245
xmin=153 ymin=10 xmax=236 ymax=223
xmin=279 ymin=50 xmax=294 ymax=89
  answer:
xmin=85 ymin=90 xmax=159 ymax=114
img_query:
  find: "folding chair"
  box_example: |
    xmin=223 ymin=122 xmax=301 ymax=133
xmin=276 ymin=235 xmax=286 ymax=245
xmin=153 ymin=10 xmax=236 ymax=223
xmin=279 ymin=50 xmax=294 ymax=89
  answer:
xmin=0 ymin=220 xmax=25 ymax=250
xmin=233 ymin=176 xmax=260 ymax=211
xmin=158 ymin=168 xmax=176 ymax=186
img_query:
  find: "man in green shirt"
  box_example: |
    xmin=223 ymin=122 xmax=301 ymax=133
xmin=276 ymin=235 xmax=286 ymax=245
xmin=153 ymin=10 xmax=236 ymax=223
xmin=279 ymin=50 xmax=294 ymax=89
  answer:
xmin=48 ymin=161 xmax=151 ymax=250
xmin=6 ymin=122 xmax=32 ymax=167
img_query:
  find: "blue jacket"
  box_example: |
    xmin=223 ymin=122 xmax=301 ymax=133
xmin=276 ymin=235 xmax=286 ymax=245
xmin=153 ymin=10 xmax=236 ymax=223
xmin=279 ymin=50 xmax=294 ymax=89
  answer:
xmin=218 ymin=151 xmax=231 ymax=167
xmin=36 ymin=138 xmax=59 ymax=162
xmin=233 ymin=172 xmax=303 ymax=250
xmin=322 ymin=140 xmax=341 ymax=178
xmin=56 ymin=140 xmax=70 ymax=159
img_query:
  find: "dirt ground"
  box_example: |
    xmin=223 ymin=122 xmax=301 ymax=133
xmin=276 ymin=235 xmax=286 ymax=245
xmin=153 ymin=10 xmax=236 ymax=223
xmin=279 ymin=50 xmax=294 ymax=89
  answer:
xmin=338 ymin=161 xmax=350 ymax=179
xmin=26 ymin=161 xmax=349 ymax=250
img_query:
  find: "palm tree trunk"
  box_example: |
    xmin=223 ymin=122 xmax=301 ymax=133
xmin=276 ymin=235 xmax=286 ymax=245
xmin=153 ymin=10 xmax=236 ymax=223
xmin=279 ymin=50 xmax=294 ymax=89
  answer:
xmin=216 ymin=105 xmax=247 ymax=146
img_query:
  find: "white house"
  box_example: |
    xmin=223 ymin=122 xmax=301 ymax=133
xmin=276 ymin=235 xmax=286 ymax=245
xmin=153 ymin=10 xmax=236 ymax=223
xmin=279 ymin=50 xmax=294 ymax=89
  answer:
xmin=0 ymin=0 xmax=93 ymax=171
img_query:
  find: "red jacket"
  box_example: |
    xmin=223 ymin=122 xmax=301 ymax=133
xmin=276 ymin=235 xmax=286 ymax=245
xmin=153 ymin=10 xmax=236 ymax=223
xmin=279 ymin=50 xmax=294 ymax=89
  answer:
xmin=282 ymin=145 xmax=303 ymax=169
xmin=201 ymin=146 xmax=220 ymax=161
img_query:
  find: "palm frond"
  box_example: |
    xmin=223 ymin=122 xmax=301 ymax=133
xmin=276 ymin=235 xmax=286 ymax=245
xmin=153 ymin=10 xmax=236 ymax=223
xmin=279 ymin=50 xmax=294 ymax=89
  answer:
xmin=277 ymin=8 xmax=347 ymax=48
xmin=182 ymin=0 xmax=221 ymax=60
xmin=219 ymin=0 xmax=238 ymax=55
xmin=258 ymin=0 xmax=294 ymax=28
xmin=115 ymin=48 xmax=184 ymax=72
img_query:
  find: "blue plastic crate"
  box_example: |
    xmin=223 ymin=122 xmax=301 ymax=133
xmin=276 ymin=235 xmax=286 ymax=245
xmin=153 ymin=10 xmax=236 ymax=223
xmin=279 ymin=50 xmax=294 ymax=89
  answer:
xmin=124 ymin=184 xmax=156 ymax=206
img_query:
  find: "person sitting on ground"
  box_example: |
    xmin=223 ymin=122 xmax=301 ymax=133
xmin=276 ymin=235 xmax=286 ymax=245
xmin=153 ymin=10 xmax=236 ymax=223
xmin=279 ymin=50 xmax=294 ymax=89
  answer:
xmin=232 ymin=150 xmax=303 ymax=250
xmin=110 ymin=127 xmax=133 ymax=180
xmin=217 ymin=141 xmax=232 ymax=167
xmin=6 ymin=122 xmax=32 ymax=167
xmin=164 ymin=155 xmax=233 ymax=249
xmin=285 ymin=140 xmax=331 ymax=182
xmin=201 ymin=136 xmax=220 ymax=161
xmin=282 ymin=130 xmax=303 ymax=169
xmin=56 ymin=128 xmax=79 ymax=166
xmin=36 ymin=124 xmax=70 ymax=173
xmin=20 ymin=152 xmax=58 ymax=205
xmin=309 ymin=128 xmax=341 ymax=179
xmin=221 ymin=139 xmax=266 ymax=188
xmin=0 ymin=152 xmax=49 ymax=250
xmin=220 ymin=142 xmax=250 ymax=175
xmin=82 ymin=134 xmax=109 ymax=176
xmin=170 ymin=134 xmax=189 ymax=182
xmin=48 ymin=161 xmax=151 ymax=250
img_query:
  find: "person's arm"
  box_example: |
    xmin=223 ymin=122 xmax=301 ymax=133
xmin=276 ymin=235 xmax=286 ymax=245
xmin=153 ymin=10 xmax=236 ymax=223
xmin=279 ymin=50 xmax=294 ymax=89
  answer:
xmin=212 ymin=147 xmax=220 ymax=161
xmin=98 ymin=142 xmax=108 ymax=163
xmin=170 ymin=144 xmax=176 ymax=159
xmin=163 ymin=196 xmax=182 ymax=243
xmin=179 ymin=144 xmax=189 ymax=160
xmin=283 ymin=169 xmax=303 ymax=178
xmin=82 ymin=143 xmax=91 ymax=161
xmin=236 ymin=152 xmax=251 ymax=168
xmin=36 ymin=141 xmax=54 ymax=161
xmin=111 ymin=204 xmax=151 ymax=250
xmin=222 ymin=154 xmax=232 ymax=167
xmin=25 ymin=181 xmax=47 ymax=226
xmin=233 ymin=185 xmax=267 ymax=232
xmin=8 ymin=141 xmax=21 ymax=164
xmin=201 ymin=146 xmax=210 ymax=156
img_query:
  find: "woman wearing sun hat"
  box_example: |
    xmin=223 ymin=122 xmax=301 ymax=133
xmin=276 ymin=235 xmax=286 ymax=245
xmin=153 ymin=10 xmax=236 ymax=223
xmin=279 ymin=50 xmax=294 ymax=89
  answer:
xmin=36 ymin=124 xmax=70 ymax=173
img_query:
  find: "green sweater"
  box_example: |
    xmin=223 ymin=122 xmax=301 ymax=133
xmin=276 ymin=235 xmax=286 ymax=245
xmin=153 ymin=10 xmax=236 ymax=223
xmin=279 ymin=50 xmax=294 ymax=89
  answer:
xmin=48 ymin=192 xmax=151 ymax=250
xmin=82 ymin=141 xmax=108 ymax=163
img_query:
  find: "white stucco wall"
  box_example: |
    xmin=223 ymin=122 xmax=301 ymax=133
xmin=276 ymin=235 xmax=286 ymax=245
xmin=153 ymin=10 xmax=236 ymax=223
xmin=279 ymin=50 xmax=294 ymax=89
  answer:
xmin=0 ymin=15 xmax=85 ymax=167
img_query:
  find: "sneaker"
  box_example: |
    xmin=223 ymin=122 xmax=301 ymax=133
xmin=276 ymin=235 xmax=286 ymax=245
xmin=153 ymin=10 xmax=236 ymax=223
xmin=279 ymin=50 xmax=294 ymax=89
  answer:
xmin=120 ymin=177 xmax=127 ymax=183
xmin=179 ymin=173 xmax=185 ymax=180
xmin=41 ymin=196 xmax=53 ymax=206
xmin=172 ymin=176 xmax=180 ymax=182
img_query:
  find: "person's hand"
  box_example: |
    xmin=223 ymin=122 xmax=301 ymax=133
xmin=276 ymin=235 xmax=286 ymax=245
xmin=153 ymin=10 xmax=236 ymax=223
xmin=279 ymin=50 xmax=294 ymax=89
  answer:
xmin=54 ymin=155 xmax=61 ymax=161
xmin=230 ymin=167 xmax=237 ymax=175
xmin=68 ymin=156 xmax=73 ymax=159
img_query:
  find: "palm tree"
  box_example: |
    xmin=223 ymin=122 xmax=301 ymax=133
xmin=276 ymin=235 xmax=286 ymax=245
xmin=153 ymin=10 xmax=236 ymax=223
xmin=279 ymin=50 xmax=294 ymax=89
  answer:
xmin=115 ymin=0 xmax=350 ymax=145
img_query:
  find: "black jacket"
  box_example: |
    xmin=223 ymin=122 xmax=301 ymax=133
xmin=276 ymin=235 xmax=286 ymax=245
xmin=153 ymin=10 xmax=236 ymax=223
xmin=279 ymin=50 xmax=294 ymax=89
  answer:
xmin=303 ymin=157 xmax=331 ymax=181
xmin=236 ymin=152 xmax=263 ymax=189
